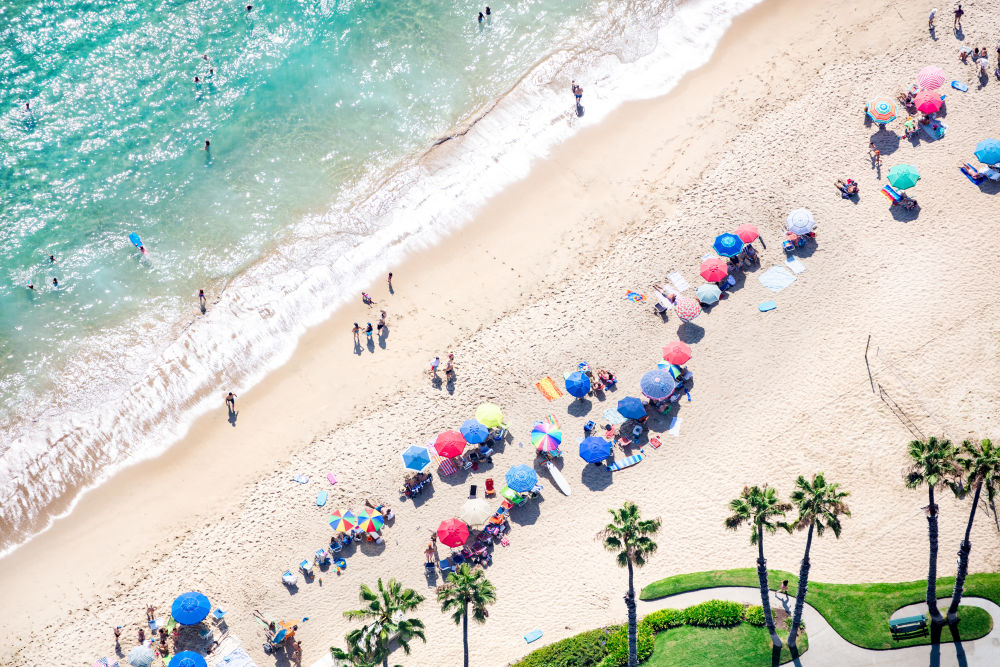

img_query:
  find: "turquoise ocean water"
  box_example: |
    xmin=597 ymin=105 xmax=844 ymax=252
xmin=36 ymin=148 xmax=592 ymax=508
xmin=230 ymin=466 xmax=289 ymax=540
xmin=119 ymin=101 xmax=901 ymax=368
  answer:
xmin=0 ymin=0 xmax=761 ymax=554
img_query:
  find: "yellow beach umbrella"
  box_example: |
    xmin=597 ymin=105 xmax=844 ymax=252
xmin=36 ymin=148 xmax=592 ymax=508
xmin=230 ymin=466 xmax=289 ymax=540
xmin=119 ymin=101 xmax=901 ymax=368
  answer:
xmin=475 ymin=403 xmax=504 ymax=428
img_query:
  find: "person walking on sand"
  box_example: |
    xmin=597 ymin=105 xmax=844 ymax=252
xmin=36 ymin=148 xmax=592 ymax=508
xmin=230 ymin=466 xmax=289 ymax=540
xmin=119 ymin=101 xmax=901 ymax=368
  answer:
xmin=114 ymin=626 xmax=122 ymax=648
xmin=365 ymin=322 xmax=373 ymax=340
xmin=444 ymin=353 xmax=454 ymax=378
xmin=868 ymin=141 xmax=881 ymax=167
xmin=377 ymin=310 xmax=387 ymax=333
xmin=928 ymin=8 xmax=936 ymax=30
xmin=571 ymin=80 xmax=583 ymax=104
xmin=198 ymin=289 xmax=206 ymax=307
xmin=146 ymin=604 xmax=156 ymax=621
xmin=352 ymin=322 xmax=360 ymax=343
xmin=387 ymin=272 xmax=392 ymax=289
xmin=953 ymin=4 xmax=963 ymax=30
xmin=430 ymin=356 xmax=441 ymax=376
xmin=225 ymin=392 xmax=237 ymax=411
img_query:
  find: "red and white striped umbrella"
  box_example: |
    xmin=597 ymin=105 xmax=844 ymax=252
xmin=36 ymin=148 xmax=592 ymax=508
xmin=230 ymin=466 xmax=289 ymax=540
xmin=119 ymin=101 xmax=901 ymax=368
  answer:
xmin=917 ymin=66 xmax=946 ymax=90
xmin=914 ymin=91 xmax=943 ymax=114
xmin=673 ymin=297 xmax=702 ymax=322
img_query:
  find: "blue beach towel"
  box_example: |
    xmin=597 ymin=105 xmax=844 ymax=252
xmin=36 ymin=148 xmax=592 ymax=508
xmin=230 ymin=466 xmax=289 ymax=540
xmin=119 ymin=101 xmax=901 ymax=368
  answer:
xmin=293 ymin=475 xmax=309 ymax=484
xmin=602 ymin=408 xmax=626 ymax=426
xmin=758 ymin=267 xmax=796 ymax=292
xmin=759 ymin=301 xmax=777 ymax=312
xmin=316 ymin=491 xmax=327 ymax=506
xmin=951 ymin=80 xmax=968 ymax=92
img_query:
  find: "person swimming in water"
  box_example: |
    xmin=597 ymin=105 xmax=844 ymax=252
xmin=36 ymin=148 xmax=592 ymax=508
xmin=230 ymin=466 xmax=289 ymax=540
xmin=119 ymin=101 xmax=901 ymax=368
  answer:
xmin=52 ymin=277 xmax=59 ymax=288
xmin=27 ymin=283 xmax=34 ymax=290
xmin=48 ymin=255 xmax=55 ymax=263
xmin=204 ymin=140 xmax=210 ymax=150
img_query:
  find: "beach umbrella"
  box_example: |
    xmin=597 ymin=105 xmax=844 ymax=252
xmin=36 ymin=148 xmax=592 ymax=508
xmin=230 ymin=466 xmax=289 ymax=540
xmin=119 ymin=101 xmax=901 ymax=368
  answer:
xmin=662 ymin=341 xmax=692 ymax=365
xmin=437 ymin=518 xmax=469 ymax=547
xmin=673 ymin=297 xmax=702 ymax=322
xmin=696 ymin=284 xmax=721 ymax=305
xmin=564 ymin=371 xmax=591 ymax=398
xmin=531 ymin=420 xmax=562 ymax=452
xmin=974 ymin=139 xmax=1000 ymax=165
xmin=433 ymin=430 xmax=466 ymax=458
xmin=887 ymin=164 xmax=920 ymax=189
xmin=734 ymin=224 xmax=759 ymax=243
xmin=171 ymin=653 xmax=207 ymax=667
xmin=917 ymin=65 xmax=946 ymax=90
xmin=617 ymin=397 xmax=646 ymax=420
xmin=579 ymin=436 xmax=612 ymax=463
xmin=329 ymin=509 xmax=356 ymax=532
xmin=460 ymin=419 xmax=490 ymax=445
xmin=171 ymin=591 xmax=211 ymax=626
xmin=401 ymin=444 xmax=432 ymax=471
xmin=475 ymin=403 xmax=504 ymax=428
xmin=128 ymin=647 xmax=155 ymax=667
xmin=460 ymin=498 xmax=493 ymax=528
xmin=786 ymin=208 xmax=815 ymax=235
xmin=355 ymin=511 xmax=384 ymax=534
xmin=93 ymin=660 xmax=119 ymax=667
xmin=913 ymin=91 xmax=943 ymax=114
xmin=699 ymin=257 xmax=729 ymax=282
xmin=866 ymin=96 xmax=897 ymax=124
xmin=640 ymin=369 xmax=676 ymax=400
xmin=712 ymin=233 xmax=744 ymax=258
xmin=505 ymin=464 xmax=538 ymax=493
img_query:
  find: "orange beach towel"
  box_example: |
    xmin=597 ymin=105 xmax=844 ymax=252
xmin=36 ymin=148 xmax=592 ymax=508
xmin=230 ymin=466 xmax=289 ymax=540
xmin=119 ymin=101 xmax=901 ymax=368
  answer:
xmin=535 ymin=377 xmax=563 ymax=401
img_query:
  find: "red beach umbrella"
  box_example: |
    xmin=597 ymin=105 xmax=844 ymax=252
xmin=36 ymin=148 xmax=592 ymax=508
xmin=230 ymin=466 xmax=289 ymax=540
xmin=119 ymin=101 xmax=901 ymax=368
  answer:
xmin=434 ymin=431 xmax=466 ymax=458
xmin=662 ymin=341 xmax=692 ymax=365
xmin=673 ymin=297 xmax=702 ymax=322
xmin=913 ymin=91 xmax=943 ymax=114
xmin=917 ymin=66 xmax=946 ymax=90
xmin=437 ymin=518 xmax=470 ymax=547
xmin=734 ymin=224 xmax=759 ymax=243
xmin=699 ymin=258 xmax=729 ymax=282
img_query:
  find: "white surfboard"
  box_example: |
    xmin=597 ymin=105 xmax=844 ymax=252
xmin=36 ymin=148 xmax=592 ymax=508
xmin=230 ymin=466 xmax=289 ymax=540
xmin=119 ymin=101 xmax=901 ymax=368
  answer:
xmin=544 ymin=461 xmax=571 ymax=496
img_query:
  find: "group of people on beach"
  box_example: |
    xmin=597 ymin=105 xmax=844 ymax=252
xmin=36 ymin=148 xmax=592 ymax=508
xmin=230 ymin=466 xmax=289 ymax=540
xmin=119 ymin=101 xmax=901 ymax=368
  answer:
xmin=352 ymin=274 xmax=392 ymax=349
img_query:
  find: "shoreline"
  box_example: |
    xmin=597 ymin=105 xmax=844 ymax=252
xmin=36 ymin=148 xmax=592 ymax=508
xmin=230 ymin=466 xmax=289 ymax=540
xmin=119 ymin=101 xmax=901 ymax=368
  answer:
xmin=4 ymin=0 xmax=1000 ymax=665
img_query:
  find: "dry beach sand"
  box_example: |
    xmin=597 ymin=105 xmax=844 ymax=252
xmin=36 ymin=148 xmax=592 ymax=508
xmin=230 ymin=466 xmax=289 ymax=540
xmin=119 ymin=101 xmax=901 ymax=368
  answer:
xmin=2 ymin=0 xmax=1000 ymax=665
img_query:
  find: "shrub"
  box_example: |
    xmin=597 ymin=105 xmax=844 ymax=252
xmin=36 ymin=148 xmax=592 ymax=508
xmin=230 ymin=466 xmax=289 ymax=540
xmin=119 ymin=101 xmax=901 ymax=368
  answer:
xmin=512 ymin=627 xmax=610 ymax=667
xmin=599 ymin=623 xmax=654 ymax=667
xmin=743 ymin=605 xmax=765 ymax=627
xmin=641 ymin=608 xmax=685 ymax=632
xmin=682 ymin=599 xmax=745 ymax=627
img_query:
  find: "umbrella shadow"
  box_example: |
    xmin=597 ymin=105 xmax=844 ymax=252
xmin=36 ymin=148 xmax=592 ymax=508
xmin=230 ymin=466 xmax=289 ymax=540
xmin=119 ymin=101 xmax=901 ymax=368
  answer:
xmin=677 ymin=322 xmax=705 ymax=344
xmin=358 ymin=539 xmax=387 ymax=557
xmin=408 ymin=485 xmax=435 ymax=507
xmin=508 ymin=496 xmax=542 ymax=526
xmin=870 ymin=129 xmax=901 ymax=156
xmin=977 ymin=70 xmax=989 ymax=91
xmin=567 ymin=398 xmax=593 ymax=417
xmin=581 ymin=461 xmax=613 ymax=491
xmin=889 ymin=205 xmax=921 ymax=222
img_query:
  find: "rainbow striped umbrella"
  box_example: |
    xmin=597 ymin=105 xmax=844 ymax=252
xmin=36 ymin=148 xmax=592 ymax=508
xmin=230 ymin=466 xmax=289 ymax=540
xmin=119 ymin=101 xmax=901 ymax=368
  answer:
xmin=917 ymin=66 xmax=946 ymax=90
xmin=531 ymin=419 xmax=562 ymax=452
xmin=673 ymin=297 xmax=702 ymax=322
xmin=329 ymin=510 xmax=356 ymax=532
xmin=867 ymin=97 xmax=897 ymax=124
xmin=355 ymin=511 xmax=384 ymax=534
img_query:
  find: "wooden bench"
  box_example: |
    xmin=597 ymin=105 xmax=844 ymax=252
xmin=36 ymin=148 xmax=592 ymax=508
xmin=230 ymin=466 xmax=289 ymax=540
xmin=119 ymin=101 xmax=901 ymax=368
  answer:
xmin=889 ymin=614 xmax=927 ymax=638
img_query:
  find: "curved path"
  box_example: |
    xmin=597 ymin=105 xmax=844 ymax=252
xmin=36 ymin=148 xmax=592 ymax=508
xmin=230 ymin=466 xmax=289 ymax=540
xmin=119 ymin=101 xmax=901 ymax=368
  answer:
xmin=640 ymin=589 xmax=1000 ymax=666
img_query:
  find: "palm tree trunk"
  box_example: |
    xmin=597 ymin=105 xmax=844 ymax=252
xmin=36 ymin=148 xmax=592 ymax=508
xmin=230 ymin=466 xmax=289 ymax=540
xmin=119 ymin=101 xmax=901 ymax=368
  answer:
xmin=626 ymin=559 xmax=638 ymax=667
xmin=926 ymin=486 xmax=944 ymax=625
xmin=787 ymin=523 xmax=814 ymax=651
xmin=462 ymin=601 xmax=470 ymax=667
xmin=947 ymin=481 xmax=982 ymax=623
xmin=756 ymin=533 xmax=782 ymax=648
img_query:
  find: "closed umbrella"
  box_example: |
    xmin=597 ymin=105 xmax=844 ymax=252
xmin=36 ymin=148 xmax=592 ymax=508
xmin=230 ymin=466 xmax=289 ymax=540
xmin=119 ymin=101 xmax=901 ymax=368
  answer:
xmin=786 ymin=208 xmax=815 ymax=235
xmin=617 ymin=397 xmax=646 ymax=420
xmin=564 ymin=371 xmax=591 ymax=398
xmin=401 ymin=445 xmax=431 ymax=471
xmin=433 ymin=430 xmax=466 ymax=458
xmin=913 ymin=91 xmax=943 ymax=114
xmin=699 ymin=257 xmax=729 ymax=282
xmin=696 ymin=284 xmax=721 ymax=305
xmin=974 ymin=139 xmax=1000 ymax=165
xmin=867 ymin=96 xmax=897 ymax=124
xmin=171 ymin=592 xmax=211 ymax=626
xmin=734 ymin=224 xmax=759 ymax=243
xmin=712 ymin=233 xmax=744 ymax=258
xmin=437 ymin=518 xmax=469 ymax=547
xmin=128 ymin=647 xmax=155 ymax=667
xmin=475 ymin=403 xmax=504 ymax=428
xmin=171 ymin=653 xmax=207 ymax=667
xmin=579 ymin=436 xmax=612 ymax=463
xmin=662 ymin=341 xmax=692 ymax=365
xmin=505 ymin=464 xmax=538 ymax=493
xmin=329 ymin=509 xmax=356 ymax=532
xmin=460 ymin=420 xmax=490 ymax=444
xmin=673 ymin=297 xmax=702 ymax=322
xmin=530 ymin=420 xmax=562 ymax=452
xmin=460 ymin=498 xmax=493 ymax=528
xmin=887 ymin=164 xmax=920 ymax=189
xmin=640 ymin=369 xmax=676 ymax=400
xmin=917 ymin=66 xmax=946 ymax=90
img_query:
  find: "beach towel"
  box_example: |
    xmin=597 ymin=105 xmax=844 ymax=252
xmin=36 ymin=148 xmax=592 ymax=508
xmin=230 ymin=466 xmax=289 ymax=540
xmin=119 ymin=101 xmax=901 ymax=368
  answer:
xmin=759 ymin=301 xmax=777 ymax=312
xmin=148 ymin=618 xmax=164 ymax=631
xmin=327 ymin=473 xmax=338 ymax=485
xmin=667 ymin=271 xmax=691 ymax=293
xmin=292 ymin=475 xmax=309 ymax=484
xmin=960 ymin=166 xmax=982 ymax=185
xmin=535 ymin=376 xmax=563 ymax=401
xmin=666 ymin=417 xmax=683 ymax=437
xmin=626 ymin=291 xmax=646 ymax=303
xmin=785 ymin=256 xmax=807 ymax=275
xmin=524 ymin=630 xmax=543 ymax=644
xmin=94 ymin=658 xmax=119 ymax=667
xmin=606 ymin=454 xmax=644 ymax=472
xmin=649 ymin=436 xmax=662 ymax=449
xmin=951 ymin=80 xmax=968 ymax=92
xmin=316 ymin=491 xmax=327 ymax=506
xmin=602 ymin=408 xmax=626 ymax=426
xmin=921 ymin=120 xmax=947 ymax=140
xmin=432 ymin=451 xmax=458 ymax=476
xmin=881 ymin=184 xmax=901 ymax=203
xmin=758 ymin=266 xmax=796 ymax=292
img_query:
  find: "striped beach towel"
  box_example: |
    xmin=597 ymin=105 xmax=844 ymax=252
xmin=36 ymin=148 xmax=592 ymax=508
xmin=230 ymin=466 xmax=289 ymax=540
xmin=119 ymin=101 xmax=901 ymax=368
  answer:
xmin=606 ymin=454 xmax=644 ymax=472
xmin=432 ymin=452 xmax=457 ymax=476
xmin=535 ymin=376 xmax=563 ymax=401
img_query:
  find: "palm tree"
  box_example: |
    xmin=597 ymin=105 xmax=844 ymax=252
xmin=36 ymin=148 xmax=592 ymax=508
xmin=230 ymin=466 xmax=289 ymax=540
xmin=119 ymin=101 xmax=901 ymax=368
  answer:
xmin=903 ymin=437 xmax=961 ymax=626
xmin=786 ymin=473 xmax=850 ymax=651
xmin=339 ymin=578 xmax=426 ymax=667
xmin=437 ymin=563 xmax=497 ymax=667
xmin=946 ymin=438 xmax=1000 ymax=624
xmin=331 ymin=624 xmax=388 ymax=667
xmin=724 ymin=484 xmax=792 ymax=648
xmin=597 ymin=502 xmax=661 ymax=667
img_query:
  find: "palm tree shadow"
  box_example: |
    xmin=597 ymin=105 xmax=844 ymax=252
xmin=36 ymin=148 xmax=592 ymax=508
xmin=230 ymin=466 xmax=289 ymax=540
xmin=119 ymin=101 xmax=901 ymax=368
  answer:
xmin=928 ymin=622 xmax=943 ymax=667
xmin=783 ymin=645 xmax=803 ymax=667
xmin=947 ymin=623 xmax=968 ymax=667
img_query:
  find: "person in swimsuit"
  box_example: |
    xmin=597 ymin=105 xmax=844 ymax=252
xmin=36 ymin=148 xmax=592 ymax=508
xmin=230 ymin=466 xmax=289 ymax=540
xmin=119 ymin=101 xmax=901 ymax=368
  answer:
xmin=225 ymin=392 xmax=237 ymax=410
xmin=377 ymin=310 xmax=386 ymax=331
xmin=478 ymin=11 xmax=483 ymax=23
xmin=953 ymin=4 xmax=963 ymax=29
xmin=430 ymin=356 xmax=440 ymax=376
xmin=571 ymin=80 xmax=583 ymax=103
xmin=204 ymin=139 xmax=210 ymax=151
xmin=485 ymin=6 xmax=491 ymax=15
xmin=52 ymin=277 xmax=59 ymax=288
xmin=352 ymin=322 xmax=360 ymax=342
xmin=365 ymin=322 xmax=373 ymax=339
xmin=387 ymin=271 xmax=392 ymax=288
xmin=199 ymin=289 xmax=206 ymax=307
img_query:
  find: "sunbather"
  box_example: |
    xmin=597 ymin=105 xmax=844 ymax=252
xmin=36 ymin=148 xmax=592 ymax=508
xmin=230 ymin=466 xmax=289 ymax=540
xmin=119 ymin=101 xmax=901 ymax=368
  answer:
xmin=961 ymin=163 xmax=986 ymax=182
xmin=835 ymin=178 xmax=859 ymax=198
xmin=365 ymin=499 xmax=394 ymax=520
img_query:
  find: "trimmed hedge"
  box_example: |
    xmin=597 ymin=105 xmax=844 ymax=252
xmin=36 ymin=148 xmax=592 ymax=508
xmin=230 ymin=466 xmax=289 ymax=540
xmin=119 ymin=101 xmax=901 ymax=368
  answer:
xmin=512 ymin=627 xmax=610 ymax=667
xmin=743 ymin=605 xmax=765 ymax=627
xmin=641 ymin=608 xmax=685 ymax=632
xmin=600 ymin=624 xmax=655 ymax=667
xmin=682 ymin=600 xmax=745 ymax=627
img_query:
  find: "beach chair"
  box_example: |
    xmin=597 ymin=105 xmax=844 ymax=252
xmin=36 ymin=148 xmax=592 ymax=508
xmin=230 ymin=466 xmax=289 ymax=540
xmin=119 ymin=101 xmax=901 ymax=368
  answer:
xmin=282 ymin=571 xmax=297 ymax=586
xmin=451 ymin=553 xmax=465 ymax=566
xmin=315 ymin=549 xmax=330 ymax=566
xmin=469 ymin=484 xmax=477 ymax=498
xmin=484 ymin=478 xmax=496 ymax=497
xmin=439 ymin=558 xmax=454 ymax=575
xmin=299 ymin=559 xmax=314 ymax=576
xmin=211 ymin=608 xmax=227 ymax=629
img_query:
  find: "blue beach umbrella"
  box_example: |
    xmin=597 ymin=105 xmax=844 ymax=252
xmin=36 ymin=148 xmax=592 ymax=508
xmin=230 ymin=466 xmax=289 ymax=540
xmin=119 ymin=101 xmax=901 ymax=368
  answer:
xmin=975 ymin=139 xmax=1000 ymax=165
xmin=713 ymin=233 xmax=744 ymax=258
xmin=640 ymin=369 xmax=676 ymax=400
xmin=579 ymin=437 xmax=612 ymax=463
xmin=505 ymin=464 xmax=538 ymax=493
xmin=617 ymin=397 xmax=646 ymax=420
xmin=564 ymin=371 xmax=591 ymax=398
xmin=171 ymin=591 xmax=211 ymax=626
xmin=128 ymin=646 xmax=155 ymax=667
xmin=696 ymin=284 xmax=721 ymax=305
xmin=401 ymin=444 xmax=432 ymax=471
xmin=171 ymin=653 xmax=208 ymax=667
xmin=460 ymin=419 xmax=490 ymax=444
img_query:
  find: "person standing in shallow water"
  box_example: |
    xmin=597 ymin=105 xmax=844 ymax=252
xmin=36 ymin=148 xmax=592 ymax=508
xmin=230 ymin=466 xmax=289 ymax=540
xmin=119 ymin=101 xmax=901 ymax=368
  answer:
xmin=478 ymin=11 xmax=484 ymax=23
xmin=571 ymin=80 xmax=583 ymax=104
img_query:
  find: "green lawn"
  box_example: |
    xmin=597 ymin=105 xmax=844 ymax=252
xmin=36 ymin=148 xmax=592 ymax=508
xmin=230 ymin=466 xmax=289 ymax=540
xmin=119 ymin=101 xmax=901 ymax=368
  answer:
xmin=648 ymin=623 xmax=808 ymax=667
xmin=640 ymin=569 xmax=999 ymax=650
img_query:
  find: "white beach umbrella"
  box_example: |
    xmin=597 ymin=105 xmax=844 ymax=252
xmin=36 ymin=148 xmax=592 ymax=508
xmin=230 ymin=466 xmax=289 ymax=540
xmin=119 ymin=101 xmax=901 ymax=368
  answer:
xmin=786 ymin=208 xmax=815 ymax=235
xmin=460 ymin=498 xmax=493 ymax=529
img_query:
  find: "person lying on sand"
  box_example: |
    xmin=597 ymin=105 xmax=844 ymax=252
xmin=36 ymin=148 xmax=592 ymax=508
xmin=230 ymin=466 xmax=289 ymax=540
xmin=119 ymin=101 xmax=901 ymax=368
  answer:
xmin=365 ymin=499 xmax=394 ymax=520
xmin=835 ymin=178 xmax=859 ymax=197
xmin=961 ymin=163 xmax=985 ymax=182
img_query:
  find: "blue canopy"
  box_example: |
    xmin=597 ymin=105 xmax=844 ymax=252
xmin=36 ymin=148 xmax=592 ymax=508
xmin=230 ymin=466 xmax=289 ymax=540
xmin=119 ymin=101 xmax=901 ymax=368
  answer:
xmin=564 ymin=371 xmax=591 ymax=398
xmin=460 ymin=419 xmax=490 ymax=444
xmin=975 ymin=139 xmax=1000 ymax=165
xmin=617 ymin=397 xmax=646 ymax=420
xmin=401 ymin=444 xmax=432 ymax=471
xmin=505 ymin=464 xmax=538 ymax=493
xmin=171 ymin=591 xmax=211 ymax=626
xmin=713 ymin=233 xmax=744 ymax=258
xmin=640 ymin=369 xmax=676 ymax=400
xmin=172 ymin=653 xmax=208 ymax=667
xmin=579 ymin=437 xmax=612 ymax=463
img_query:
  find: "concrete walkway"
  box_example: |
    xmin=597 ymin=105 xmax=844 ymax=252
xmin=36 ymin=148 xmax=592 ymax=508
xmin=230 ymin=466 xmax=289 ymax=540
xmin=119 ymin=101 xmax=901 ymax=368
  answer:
xmin=640 ymin=589 xmax=1000 ymax=666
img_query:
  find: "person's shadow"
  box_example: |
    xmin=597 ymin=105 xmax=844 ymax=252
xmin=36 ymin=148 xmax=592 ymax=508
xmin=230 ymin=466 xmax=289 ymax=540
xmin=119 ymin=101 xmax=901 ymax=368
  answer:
xmin=366 ymin=335 xmax=375 ymax=353
xmin=576 ymin=103 xmax=585 ymax=118
xmin=930 ymin=25 xmax=937 ymax=41
xmin=228 ymin=406 xmax=239 ymax=427
xmin=378 ymin=326 xmax=389 ymax=349
xmin=353 ymin=337 xmax=362 ymax=355
xmin=955 ymin=26 xmax=964 ymax=40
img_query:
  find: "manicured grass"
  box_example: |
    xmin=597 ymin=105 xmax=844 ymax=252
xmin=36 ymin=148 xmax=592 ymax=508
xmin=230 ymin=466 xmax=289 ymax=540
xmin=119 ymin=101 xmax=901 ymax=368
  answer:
xmin=640 ymin=569 xmax=999 ymax=650
xmin=647 ymin=623 xmax=808 ymax=667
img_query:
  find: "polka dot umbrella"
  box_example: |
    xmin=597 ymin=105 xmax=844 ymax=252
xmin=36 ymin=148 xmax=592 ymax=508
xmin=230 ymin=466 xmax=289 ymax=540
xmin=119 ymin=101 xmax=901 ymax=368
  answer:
xmin=673 ymin=297 xmax=702 ymax=322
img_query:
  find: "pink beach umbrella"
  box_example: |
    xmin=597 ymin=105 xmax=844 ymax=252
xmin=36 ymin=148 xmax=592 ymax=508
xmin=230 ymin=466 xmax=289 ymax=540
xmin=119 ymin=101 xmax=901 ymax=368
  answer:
xmin=673 ymin=297 xmax=702 ymax=322
xmin=917 ymin=66 xmax=946 ymax=90
xmin=662 ymin=341 xmax=692 ymax=365
xmin=913 ymin=91 xmax=943 ymax=114
xmin=734 ymin=224 xmax=759 ymax=243
xmin=699 ymin=257 xmax=729 ymax=282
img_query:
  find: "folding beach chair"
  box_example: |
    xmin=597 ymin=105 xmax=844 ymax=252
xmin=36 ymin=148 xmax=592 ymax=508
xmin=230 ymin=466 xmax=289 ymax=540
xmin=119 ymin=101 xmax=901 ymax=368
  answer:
xmin=484 ymin=478 xmax=496 ymax=497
